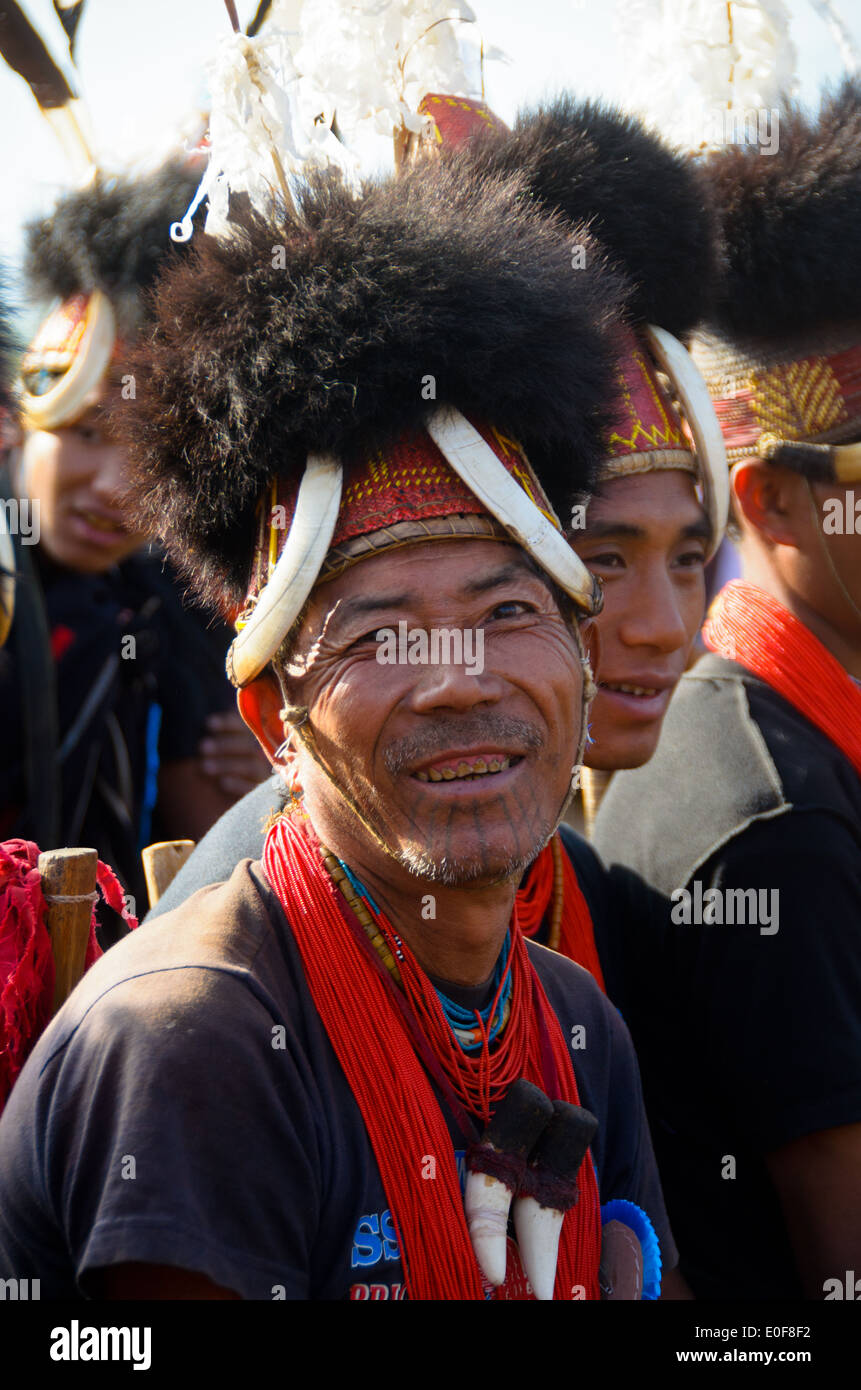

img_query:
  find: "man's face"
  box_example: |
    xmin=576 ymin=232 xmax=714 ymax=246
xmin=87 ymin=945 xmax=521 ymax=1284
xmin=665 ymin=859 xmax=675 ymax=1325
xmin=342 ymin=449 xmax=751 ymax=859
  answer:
xmin=573 ymin=471 xmax=709 ymax=770
xmin=18 ymin=387 xmax=148 ymax=573
xmin=805 ymin=479 xmax=861 ymax=645
xmin=280 ymin=539 xmax=585 ymax=886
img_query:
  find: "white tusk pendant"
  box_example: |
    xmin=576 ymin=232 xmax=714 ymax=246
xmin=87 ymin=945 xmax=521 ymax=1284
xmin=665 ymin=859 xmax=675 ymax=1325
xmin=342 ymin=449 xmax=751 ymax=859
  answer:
xmin=514 ymin=1101 xmax=598 ymax=1301
xmin=464 ymin=1080 xmax=554 ymax=1288
xmin=464 ymin=1170 xmax=516 ymax=1287
xmin=513 ymin=1196 xmax=565 ymax=1301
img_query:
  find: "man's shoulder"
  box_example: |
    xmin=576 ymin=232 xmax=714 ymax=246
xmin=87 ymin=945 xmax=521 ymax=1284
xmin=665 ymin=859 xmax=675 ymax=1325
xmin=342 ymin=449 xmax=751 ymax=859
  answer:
xmin=526 ymin=937 xmax=624 ymax=1045
xmin=147 ymin=781 xmax=281 ymax=920
xmin=594 ymin=654 xmax=861 ymax=894
xmin=40 ymin=859 xmax=286 ymax=1059
xmin=557 ymin=822 xmax=607 ymax=895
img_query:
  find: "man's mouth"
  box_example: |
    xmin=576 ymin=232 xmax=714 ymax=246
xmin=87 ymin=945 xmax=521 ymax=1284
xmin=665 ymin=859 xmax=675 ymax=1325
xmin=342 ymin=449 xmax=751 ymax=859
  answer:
xmin=600 ymin=682 xmax=661 ymax=698
xmin=79 ymin=509 xmax=127 ymax=534
xmin=596 ymin=677 xmax=677 ymax=723
xmin=412 ymin=752 xmax=523 ymax=782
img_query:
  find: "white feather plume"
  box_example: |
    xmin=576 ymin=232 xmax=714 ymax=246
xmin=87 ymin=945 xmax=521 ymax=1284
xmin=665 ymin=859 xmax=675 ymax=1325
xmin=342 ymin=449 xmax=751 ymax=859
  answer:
xmin=615 ymin=0 xmax=798 ymax=153
xmin=274 ymin=0 xmax=505 ymax=154
xmin=171 ymin=23 xmax=359 ymax=243
xmin=807 ymin=0 xmax=859 ymax=73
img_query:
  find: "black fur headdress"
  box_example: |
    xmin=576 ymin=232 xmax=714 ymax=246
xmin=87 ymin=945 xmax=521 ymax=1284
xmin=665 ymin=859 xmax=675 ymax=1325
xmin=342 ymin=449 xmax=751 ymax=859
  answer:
xmin=25 ymin=160 xmax=202 ymax=335
xmin=701 ymin=78 xmax=861 ymax=339
xmin=114 ymin=162 xmax=627 ymax=611
xmin=448 ymin=94 xmax=717 ymax=337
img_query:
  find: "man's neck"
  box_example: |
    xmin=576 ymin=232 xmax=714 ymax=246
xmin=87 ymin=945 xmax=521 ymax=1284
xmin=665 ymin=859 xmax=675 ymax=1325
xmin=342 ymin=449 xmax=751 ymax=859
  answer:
xmin=740 ymin=557 xmax=861 ymax=680
xmin=316 ymin=819 xmax=517 ymax=987
xmin=367 ymin=871 xmax=516 ymax=988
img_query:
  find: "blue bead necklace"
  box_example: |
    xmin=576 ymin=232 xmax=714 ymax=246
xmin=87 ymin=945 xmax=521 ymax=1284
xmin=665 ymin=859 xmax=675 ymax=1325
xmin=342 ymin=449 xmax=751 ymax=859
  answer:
xmin=336 ymin=857 xmax=513 ymax=1053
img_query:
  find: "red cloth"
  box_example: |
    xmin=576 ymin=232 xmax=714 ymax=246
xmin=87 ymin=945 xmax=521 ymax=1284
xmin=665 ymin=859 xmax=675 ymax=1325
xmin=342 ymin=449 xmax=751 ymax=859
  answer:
xmin=0 ymin=842 xmax=138 ymax=1111
xmin=0 ymin=841 xmax=54 ymax=1109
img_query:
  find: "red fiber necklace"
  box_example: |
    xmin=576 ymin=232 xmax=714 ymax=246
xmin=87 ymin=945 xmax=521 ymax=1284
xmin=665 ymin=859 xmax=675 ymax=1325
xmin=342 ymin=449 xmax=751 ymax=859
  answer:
xmin=262 ymin=812 xmax=602 ymax=1300
xmin=516 ymin=836 xmax=607 ymax=992
xmin=703 ymin=580 xmax=861 ymax=778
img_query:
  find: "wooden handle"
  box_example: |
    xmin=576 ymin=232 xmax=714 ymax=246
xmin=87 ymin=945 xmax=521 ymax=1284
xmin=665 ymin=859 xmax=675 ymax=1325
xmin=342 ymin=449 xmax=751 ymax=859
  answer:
xmin=142 ymin=840 xmax=195 ymax=908
xmin=38 ymin=847 xmax=98 ymax=1014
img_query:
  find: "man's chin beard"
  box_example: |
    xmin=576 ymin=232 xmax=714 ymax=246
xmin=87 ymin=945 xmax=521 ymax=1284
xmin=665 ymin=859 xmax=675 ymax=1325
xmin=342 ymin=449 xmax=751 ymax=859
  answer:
xmin=393 ymin=829 xmax=554 ymax=888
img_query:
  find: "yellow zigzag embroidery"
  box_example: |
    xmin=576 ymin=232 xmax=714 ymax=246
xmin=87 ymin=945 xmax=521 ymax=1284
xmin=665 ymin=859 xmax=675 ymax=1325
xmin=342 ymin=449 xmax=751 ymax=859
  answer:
xmin=606 ymin=351 xmax=683 ymax=455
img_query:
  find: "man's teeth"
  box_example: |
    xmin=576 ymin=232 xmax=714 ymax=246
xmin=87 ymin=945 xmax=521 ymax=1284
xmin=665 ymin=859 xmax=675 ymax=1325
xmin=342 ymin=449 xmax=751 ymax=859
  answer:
xmin=83 ymin=511 xmax=122 ymax=533
xmin=415 ymin=756 xmax=512 ymax=783
xmin=606 ymin=683 xmax=659 ymax=697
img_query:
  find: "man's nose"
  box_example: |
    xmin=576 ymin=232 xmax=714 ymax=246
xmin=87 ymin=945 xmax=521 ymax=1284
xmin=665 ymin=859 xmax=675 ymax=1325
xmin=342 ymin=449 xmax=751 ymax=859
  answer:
xmin=618 ymin=568 xmax=689 ymax=653
xmin=408 ymin=648 xmax=505 ymax=713
xmin=90 ymin=445 xmax=132 ymax=507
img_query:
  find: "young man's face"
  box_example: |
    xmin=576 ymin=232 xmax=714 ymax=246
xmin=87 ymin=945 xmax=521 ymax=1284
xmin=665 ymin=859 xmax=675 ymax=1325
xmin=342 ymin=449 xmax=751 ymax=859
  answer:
xmin=573 ymin=471 xmax=709 ymax=770
xmin=18 ymin=388 xmax=148 ymax=573
xmin=270 ymin=538 xmax=585 ymax=886
xmin=803 ymin=478 xmax=861 ymax=647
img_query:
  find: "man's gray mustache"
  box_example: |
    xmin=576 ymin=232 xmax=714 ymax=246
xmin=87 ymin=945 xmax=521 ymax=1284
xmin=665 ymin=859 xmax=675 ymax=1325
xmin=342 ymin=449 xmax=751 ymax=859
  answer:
xmin=384 ymin=717 xmax=544 ymax=776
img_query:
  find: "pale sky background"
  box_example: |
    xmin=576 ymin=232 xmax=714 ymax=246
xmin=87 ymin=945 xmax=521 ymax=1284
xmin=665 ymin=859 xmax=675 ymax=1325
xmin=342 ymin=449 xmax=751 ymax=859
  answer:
xmin=1 ymin=0 xmax=859 ymax=329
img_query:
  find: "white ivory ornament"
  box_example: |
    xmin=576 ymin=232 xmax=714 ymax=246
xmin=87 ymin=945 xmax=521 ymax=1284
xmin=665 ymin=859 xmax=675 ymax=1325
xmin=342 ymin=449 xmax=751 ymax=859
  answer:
xmin=464 ymin=1169 xmax=514 ymax=1287
xmin=228 ymin=455 xmax=342 ymax=687
xmin=426 ymin=410 xmax=601 ymax=613
xmin=644 ymin=325 xmax=729 ymax=558
xmin=513 ymin=1195 xmax=564 ymax=1301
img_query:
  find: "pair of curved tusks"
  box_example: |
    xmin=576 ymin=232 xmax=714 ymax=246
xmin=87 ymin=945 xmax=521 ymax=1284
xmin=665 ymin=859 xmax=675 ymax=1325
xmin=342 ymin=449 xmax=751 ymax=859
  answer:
xmin=464 ymin=1079 xmax=598 ymax=1300
xmin=227 ymin=331 xmax=729 ymax=687
xmin=226 ymin=408 xmax=601 ymax=687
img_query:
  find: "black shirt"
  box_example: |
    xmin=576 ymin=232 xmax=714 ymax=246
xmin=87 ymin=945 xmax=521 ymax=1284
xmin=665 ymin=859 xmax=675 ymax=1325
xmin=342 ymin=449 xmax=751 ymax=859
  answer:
xmin=0 ymin=546 xmax=235 ymax=910
xmin=0 ymin=857 xmax=676 ymax=1299
xmin=593 ymin=654 xmax=861 ymax=1299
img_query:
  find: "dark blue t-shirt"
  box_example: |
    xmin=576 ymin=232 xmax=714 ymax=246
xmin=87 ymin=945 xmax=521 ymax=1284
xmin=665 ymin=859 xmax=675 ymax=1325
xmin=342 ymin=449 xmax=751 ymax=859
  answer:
xmin=0 ymin=858 xmax=675 ymax=1299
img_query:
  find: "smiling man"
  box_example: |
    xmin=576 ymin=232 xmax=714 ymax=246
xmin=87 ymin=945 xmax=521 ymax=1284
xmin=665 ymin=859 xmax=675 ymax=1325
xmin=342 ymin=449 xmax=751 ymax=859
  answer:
xmin=574 ymin=440 xmax=714 ymax=778
xmin=245 ymin=542 xmax=583 ymax=895
xmin=147 ymin=98 xmax=728 ymax=993
xmin=0 ymin=154 xmax=678 ymax=1299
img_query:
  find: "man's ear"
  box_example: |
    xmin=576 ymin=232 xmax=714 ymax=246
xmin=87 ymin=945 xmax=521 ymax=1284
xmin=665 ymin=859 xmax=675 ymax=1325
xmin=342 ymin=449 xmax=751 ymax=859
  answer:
xmin=236 ymin=669 xmax=286 ymax=762
xmin=732 ymin=460 xmax=802 ymax=549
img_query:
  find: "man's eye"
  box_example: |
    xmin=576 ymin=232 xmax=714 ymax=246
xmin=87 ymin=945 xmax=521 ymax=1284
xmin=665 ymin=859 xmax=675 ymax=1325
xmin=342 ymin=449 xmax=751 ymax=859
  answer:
xmin=675 ymin=550 xmax=706 ymax=569
xmin=75 ymin=425 xmax=101 ymax=444
xmin=350 ymin=628 xmax=385 ymax=648
xmin=583 ymin=553 xmax=624 ymax=569
xmin=489 ymin=600 xmax=533 ymax=619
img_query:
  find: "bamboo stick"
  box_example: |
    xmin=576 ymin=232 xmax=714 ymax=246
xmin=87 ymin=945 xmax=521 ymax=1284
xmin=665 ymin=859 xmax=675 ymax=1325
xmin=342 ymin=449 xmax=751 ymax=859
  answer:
xmin=38 ymin=846 xmax=97 ymax=1014
xmin=141 ymin=840 xmax=195 ymax=908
